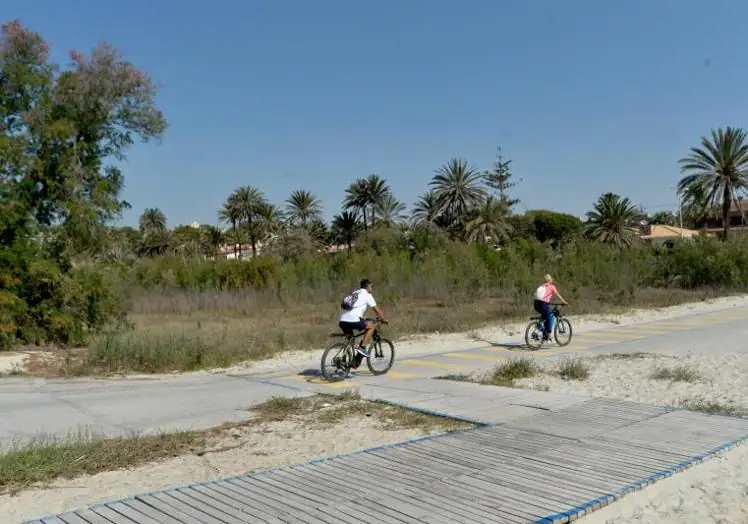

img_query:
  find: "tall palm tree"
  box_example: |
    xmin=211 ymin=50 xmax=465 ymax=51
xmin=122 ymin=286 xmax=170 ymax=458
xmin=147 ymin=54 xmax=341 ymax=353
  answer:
xmin=463 ymin=196 xmax=512 ymax=244
xmin=218 ymin=195 xmax=241 ymax=258
xmin=584 ymin=192 xmax=641 ymax=247
xmin=285 ymin=189 xmax=323 ymax=227
xmin=232 ymin=185 xmax=267 ymax=256
xmin=375 ymin=195 xmax=407 ymax=227
xmin=343 ymin=175 xmax=392 ymax=230
xmin=138 ymin=208 xmax=167 ymax=236
xmin=343 ymin=179 xmax=369 ymax=231
xmin=362 ymin=174 xmax=391 ymax=228
xmin=429 ymin=158 xmax=487 ymax=224
xmin=677 ymin=127 xmax=748 ymax=238
xmin=331 ymin=211 xmax=361 ymax=251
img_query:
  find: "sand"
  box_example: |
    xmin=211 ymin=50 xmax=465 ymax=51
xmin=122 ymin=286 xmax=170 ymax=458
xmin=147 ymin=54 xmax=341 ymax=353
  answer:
xmin=0 ymin=415 xmax=451 ymax=522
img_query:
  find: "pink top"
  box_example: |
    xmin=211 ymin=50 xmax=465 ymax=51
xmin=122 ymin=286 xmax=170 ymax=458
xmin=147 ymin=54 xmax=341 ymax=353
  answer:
xmin=541 ymin=283 xmax=557 ymax=302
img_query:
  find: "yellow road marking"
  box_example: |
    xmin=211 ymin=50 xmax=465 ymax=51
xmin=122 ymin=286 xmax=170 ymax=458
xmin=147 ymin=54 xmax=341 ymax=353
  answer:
xmin=482 ymin=347 xmax=553 ymax=357
xmin=562 ymin=345 xmax=592 ymax=351
xmin=572 ymin=337 xmax=635 ymax=345
xmin=383 ymin=371 xmax=419 ymax=380
xmin=400 ymin=359 xmax=469 ymax=372
xmin=443 ymin=352 xmax=507 ymax=362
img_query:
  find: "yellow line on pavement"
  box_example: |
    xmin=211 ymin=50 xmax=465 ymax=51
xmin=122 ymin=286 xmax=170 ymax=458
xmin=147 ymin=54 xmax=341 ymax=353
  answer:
xmin=572 ymin=337 xmax=636 ymax=345
xmin=383 ymin=371 xmax=419 ymax=380
xmin=443 ymin=352 xmax=508 ymax=363
xmin=399 ymin=359 xmax=469 ymax=372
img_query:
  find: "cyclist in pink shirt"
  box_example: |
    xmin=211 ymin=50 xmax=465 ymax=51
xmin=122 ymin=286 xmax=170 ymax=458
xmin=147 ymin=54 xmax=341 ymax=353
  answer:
xmin=533 ymin=274 xmax=568 ymax=342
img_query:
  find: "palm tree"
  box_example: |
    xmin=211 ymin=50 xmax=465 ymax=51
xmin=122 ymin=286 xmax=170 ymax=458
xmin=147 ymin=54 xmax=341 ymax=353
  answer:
xmin=285 ymin=189 xmax=323 ymax=227
xmin=362 ymin=174 xmax=391 ymax=228
xmin=256 ymin=202 xmax=286 ymax=245
xmin=138 ymin=208 xmax=167 ymax=236
xmin=331 ymin=211 xmax=361 ymax=250
xmin=343 ymin=175 xmax=392 ymax=230
xmin=430 ymin=158 xmax=487 ymax=224
xmin=463 ymin=196 xmax=512 ymax=244
xmin=375 ymin=195 xmax=407 ymax=227
xmin=410 ymin=190 xmax=442 ymax=226
xmin=584 ymin=192 xmax=641 ymax=247
xmin=677 ymin=127 xmax=748 ymax=238
xmin=218 ymin=195 xmax=241 ymax=258
xmin=200 ymin=225 xmax=224 ymax=258
xmin=343 ymin=179 xmax=369 ymax=231
xmin=232 ymin=185 xmax=267 ymax=256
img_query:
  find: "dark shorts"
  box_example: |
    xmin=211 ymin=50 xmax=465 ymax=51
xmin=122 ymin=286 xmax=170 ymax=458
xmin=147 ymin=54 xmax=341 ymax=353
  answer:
xmin=339 ymin=318 xmax=367 ymax=335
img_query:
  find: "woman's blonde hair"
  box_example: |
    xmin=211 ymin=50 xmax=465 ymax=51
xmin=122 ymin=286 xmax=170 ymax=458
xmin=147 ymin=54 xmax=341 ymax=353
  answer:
xmin=544 ymin=274 xmax=553 ymax=283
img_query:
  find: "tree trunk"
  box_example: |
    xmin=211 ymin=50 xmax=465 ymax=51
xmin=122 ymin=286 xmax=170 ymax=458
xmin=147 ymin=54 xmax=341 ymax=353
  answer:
xmin=248 ymin=216 xmax=257 ymax=257
xmin=362 ymin=209 xmax=368 ymax=232
xmin=722 ymin=184 xmax=732 ymax=240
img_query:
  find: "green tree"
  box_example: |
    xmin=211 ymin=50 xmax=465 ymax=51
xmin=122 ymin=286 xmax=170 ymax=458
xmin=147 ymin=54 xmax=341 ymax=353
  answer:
xmin=285 ymin=189 xmax=322 ymax=227
xmin=0 ymin=20 xmax=166 ymax=346
xmin=463 ymin=196 xmax=511 ymax=244
xmin=225 ymin=185 xmax=267 ymax=256
xmin=138 ymin=208 xmax=167 ymax=236
xmin=331 ymin=211 xmax=361 ymax=250
xmin=430 ymin=158 xmax=487 ymax=227
xmin=584 ymin=193 xmax=641 ymax=247
xmin=528 ymin=210 xmax=583 ymax=244
xmin=677 ymin=127 xmax=748 ymax=238
xmin=343 ymin=174 xmax=391 ymax=230
xmin=484 ymin=146 xmax=520 ymax=211
xmin=649 ymin=211 xmax=678 ymax=226
xmin=374 ymin=194 xmax=407 ymax=227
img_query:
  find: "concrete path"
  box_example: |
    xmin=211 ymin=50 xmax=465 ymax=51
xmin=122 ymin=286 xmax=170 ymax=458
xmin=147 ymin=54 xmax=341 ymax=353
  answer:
xmin=2 ymin=306 xmax=746 ymax=446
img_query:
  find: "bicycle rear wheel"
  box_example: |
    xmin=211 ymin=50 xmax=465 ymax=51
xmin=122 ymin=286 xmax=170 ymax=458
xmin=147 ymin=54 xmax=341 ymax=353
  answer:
xmin=366 ymin=338 xmax=395 ymax=375
xmin=554 ymin=318 xmax=573 ymax=346
xmin=321 ymin=342 xmax=351 ymax=381
xmin=524 ymin=320 xmax=544 ymax=350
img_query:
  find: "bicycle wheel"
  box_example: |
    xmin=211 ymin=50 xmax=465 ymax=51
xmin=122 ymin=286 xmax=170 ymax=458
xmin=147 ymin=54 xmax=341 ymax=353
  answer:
xmin=321 ymin=342 xmax=351 ymax=381
xmin=366 ymin=338 xmax=395 ymax=375
xmin=524 ymin=320 xmax=544 ymax=350
xmin=554 ymin=318 xmax=573 ymax=347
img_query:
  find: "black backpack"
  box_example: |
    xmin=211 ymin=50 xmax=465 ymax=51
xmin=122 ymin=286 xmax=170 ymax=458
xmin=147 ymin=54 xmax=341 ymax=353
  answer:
xmin=341 ymin=289 xmax=361 ymax=310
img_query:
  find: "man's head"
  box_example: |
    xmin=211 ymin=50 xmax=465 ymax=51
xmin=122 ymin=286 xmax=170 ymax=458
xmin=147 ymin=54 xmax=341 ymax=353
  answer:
xmin=360 ymin=278 xmax=372 ymax=292
xmin=544 ymin=274 xmax=553 ymax=284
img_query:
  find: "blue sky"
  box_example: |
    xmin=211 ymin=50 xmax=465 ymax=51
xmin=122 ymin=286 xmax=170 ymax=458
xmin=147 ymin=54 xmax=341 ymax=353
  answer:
xmin=6 ymin=0 xmax=748 ymax=227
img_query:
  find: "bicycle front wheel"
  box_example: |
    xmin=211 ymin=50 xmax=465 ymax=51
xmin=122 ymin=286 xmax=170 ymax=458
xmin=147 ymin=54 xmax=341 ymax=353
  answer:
xmin=321 ymin=342 xmax=351 ymax=381
xmin=366 ymin=338 xmax=395 ymax=375
xmin=554 ymin=318 xmax=573 ymax=347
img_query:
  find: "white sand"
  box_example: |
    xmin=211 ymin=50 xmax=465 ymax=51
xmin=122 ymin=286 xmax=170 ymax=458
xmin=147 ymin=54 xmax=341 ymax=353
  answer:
xmin=579 ymin=443 xmax=748 ymax=524
xmin=225 ymin=294 xmax=748 ymax=377
xmin=0 ymin=413 xmax=452 ymax=522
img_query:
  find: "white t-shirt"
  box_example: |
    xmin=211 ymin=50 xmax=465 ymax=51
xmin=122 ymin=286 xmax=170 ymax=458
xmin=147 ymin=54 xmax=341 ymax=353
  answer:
xmin=339 ymin=288 xmax=377 ymax=323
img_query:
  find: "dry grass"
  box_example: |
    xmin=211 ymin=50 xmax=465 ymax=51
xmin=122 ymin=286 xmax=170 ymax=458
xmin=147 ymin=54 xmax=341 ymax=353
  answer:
xmin=554 ymin=358 xmax=590 ymax=381
xmin=19 ymin=286 xmax=720 ymax=377
xmin=651 ymin=365 xmax=701 ymax=383
xmin=0 ymin=392 xmax=472 ymax=494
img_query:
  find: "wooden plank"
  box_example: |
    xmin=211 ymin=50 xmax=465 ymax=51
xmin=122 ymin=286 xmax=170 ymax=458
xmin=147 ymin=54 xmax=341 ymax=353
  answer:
xmin=135 ymin=493 xmax=218 ymax=524
xmin=206 ymin=480 xmax=318 ymax=523
xmin=194 ymin=483 xmax=288 ymax=524
xmin=165 ymin=490 xmax=250 ymax=524
xmin=54 ymin=514 xmax=91 ymax=524
xmin=119 ymin=499 xmax=183 ymax=524
xmin=81 ymin=506 xmax=136 ymax=524
xmin=101 ymin=502 xmax=164 ymax=524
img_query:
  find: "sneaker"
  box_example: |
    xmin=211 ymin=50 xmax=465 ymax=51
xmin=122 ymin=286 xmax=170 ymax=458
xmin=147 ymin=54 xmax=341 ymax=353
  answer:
xmin=356 ymin=346 xmax=370 ymax=358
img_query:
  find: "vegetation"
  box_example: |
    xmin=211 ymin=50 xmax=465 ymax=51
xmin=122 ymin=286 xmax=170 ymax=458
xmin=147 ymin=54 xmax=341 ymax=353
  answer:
xmin=5 ymin=21 xmax=748 ymax=375
xmin=555 ymin=358 xmax=591 ymax=381
xmin=650 ymin=365 xmax=701 ymax=383
xmin=0 ymin=392 xmax=471 ymax=493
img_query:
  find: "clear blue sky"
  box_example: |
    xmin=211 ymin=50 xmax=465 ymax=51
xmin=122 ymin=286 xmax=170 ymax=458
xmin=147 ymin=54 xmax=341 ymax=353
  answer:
xmin=7 ymin=0 xmax=748 ymax=227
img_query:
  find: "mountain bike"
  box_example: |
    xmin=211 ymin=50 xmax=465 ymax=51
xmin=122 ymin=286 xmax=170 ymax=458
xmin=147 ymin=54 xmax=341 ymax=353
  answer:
xmin=524 ymin=303 xmax=573 ymax=349
xmin=321 ymin=318 xmax=396 ymax=381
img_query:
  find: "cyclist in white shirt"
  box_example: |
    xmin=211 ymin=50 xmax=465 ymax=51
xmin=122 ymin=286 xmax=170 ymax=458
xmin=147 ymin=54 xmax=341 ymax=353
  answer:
xmin=339 ymin=278 xmax=388 ymax=368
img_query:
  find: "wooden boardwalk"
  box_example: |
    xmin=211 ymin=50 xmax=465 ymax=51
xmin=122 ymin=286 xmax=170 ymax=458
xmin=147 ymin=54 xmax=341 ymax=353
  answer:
xmin=26 ymin=396 xmax=748 ymax=524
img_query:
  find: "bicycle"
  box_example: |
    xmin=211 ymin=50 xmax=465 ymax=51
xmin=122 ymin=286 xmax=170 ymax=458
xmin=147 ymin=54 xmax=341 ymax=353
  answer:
xmin=524 ymin=303 xmax=573 ymax=349
xmin=320 ymin=318 xmax=396 ymax=381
